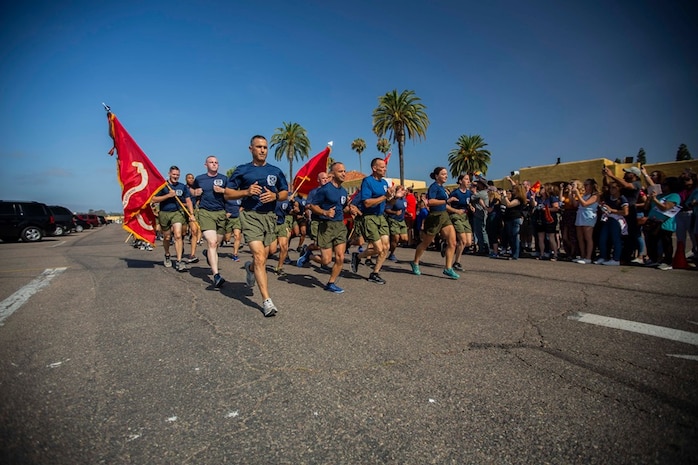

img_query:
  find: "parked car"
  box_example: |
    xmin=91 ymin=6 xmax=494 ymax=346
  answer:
xmin=76 ymin=214 xmax=100 ymax=228
xmin=0 ymin=200 xmax=56 ymax=242
xmin=48 ymin=205 xmax=76 ymax=236
xmin=98 ymin=215 xmax=108 ymax=225
xmin=72 ymin=216 xmax=89 ymax=232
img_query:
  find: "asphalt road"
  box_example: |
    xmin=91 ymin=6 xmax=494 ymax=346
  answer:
xmin=0 ymin=226 xmax=697 ymax=464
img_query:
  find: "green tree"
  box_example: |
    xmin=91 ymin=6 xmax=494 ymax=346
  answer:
xmin=270 ymin=122 xmax=311 ymax=182
xmin=636 ymin=148 xmax=646 ymax=165
xmin=351 ymin=138 xmax=367 ymax=173
xmin=372 ymin=89 xmax=429 ymax=185
xmin=676 ymin=143 xmax=692 ymax=161
xmin=376 ymin=138 xmax=390 ymax=155
xmin=447 ymin=134 xmax=491 ymax=178
xmin=225 ymin=166 xmax=237 ymax=178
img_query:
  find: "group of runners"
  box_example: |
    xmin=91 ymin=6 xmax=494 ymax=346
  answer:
xmin=151 ymin=136 xmax=474 ymax=317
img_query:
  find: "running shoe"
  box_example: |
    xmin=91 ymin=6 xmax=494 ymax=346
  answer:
xmin=440 ymin=242 xmax=446 ymax=257
xmin=388 ymin=253 xmax=398 ymax=262
xmin=324 ymin=282 xmax=345 ymax=293
xmin=185 ymin=255 xmax=199 ymax=264
xmin=594 ymin=258 xmax=607 ymax=265
xmin=364 ymin=258 xmax=375 ymax=267
xmin=409 ymin=261 xmax=421 ymax=275
xmin=213 ymin=273 xmax=225 ymax=288
xmin=351 ymin=252 xmax=360 ymax=273
xmin=176 ymin=260 xmax=187 ymax=272
xmin=244 ymin=261 xmax=256 ymax=287
xmin=275 ymin=267 xmax=287 ymax=277
xmin=453 ymin=262 xmax=463 ymax=271
xmin=367 ymin=272 xmax=386 ymax=284
xmin=358 ymin=246 xmax=365 ymax=253
xmin=262 ymin=298 xmax=277 ymax=317
xmin=442 ymin=268 xmax=460 ymax=279
xmin=296 ymin=253 xmax=308 ymax=267
xmin=203 ymin=249 xmax=210 ymax=266
xmin=602 ymin=260 xmax=620 ymax=266
xmin=657 ymin=263 xmax=673 ymax=271
xmin=231 ymin=254 xmax=240 ymax=262
xmin=164 ymin=255 xmax=172 ymax=268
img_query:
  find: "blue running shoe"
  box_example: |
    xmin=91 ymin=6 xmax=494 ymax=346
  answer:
xmin=213 ymin=273 xmax=225 ymax=288
xmin=388 ymin=253 xmax=398 ymax=262
xmin=324 ymin=282 xmax=345 ymax=293
xmin=231 ymin=254 xmax=239 ymax=262
xmin=443 ymin=268 xmax=460 ymax=279
xmin=296 ymin=254 xmax=308 ymax=267
xmin=410 ymin=261 xmax=421 ymax=275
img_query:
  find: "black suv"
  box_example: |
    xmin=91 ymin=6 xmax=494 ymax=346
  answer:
xmin=48 ymin=205 xmax=76 ymax=236
xmin=0 ymin=200 xmax=56 ymax=242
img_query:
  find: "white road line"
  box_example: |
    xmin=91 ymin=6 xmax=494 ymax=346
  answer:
xmin=667 ymin=354 xmax=698 ymax=361
xmin=49 ymin=241 xmax=66 ymax=247
xmin=568 ymin=312 xmax=698 ymax=346
xmin=0 ymin=267 xmax=67 ymax=326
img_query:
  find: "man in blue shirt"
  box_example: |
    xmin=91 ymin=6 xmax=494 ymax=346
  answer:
xmin=225 ymin=135 xmax=289 ymax=317
xmin=297 ymin=171 xmax=331 ymax=267
xmin=308 ymin=162 xmax=359 ymax=293
xmin=351 ymin=158 xmax=395 ymax=284
xmin=384 ymin=185 xmax=408 ymax=262
xmin=152 ymin=165 xmax=195 ymax=272
xmin=192 ymin=156 xmax=228 ymax=288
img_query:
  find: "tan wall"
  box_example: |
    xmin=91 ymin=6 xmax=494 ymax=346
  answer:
xmin=492 ymin=158 xmax=698 ymax=189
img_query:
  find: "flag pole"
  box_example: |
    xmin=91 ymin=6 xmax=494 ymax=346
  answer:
xmin=291 ymin=177 xmax=309 ymax=198
xmin=166 ymin=181 xmax=200 ymax=228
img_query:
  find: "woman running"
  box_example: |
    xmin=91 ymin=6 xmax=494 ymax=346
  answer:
xmin=409 ymin=167 xmax=460 ymax=279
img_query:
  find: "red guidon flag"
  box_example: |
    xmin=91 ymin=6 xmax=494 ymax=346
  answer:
xmin=107 ymin=112 xmax=166 ymax=244
xmin=383 ymin=151 xmax=391 ymax=166
xmin=292 ymin=143 xmax=332 ymax=197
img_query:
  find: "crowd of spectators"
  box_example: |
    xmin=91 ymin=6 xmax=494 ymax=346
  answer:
xmin=412 ymin=167 xmax=698 ymax=271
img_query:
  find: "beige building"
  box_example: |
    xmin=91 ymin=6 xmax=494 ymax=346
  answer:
xmin=495 ymin=158 xmax=698 ymax=189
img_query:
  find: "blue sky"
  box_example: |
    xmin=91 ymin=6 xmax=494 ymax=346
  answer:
xmin=1 ymin=0 xmax=696 ymax=213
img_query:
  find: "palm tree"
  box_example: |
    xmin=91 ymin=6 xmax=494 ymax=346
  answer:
xmin=270 ymin=122 xmax=311 ymax=182
xmin=351 ymin=138 xmax=367 ymax=173
xmin=372 ymin=89 xmax=429 ymax=185
xmin=376 ymin=138 xmax=390 ymax=155
xmin=447 ymin=134 xmax=491 ymax=178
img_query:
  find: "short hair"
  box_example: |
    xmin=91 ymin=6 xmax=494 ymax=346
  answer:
xmin=169 ymin=165 xmax=180 ymax=171
xmin=370 ymin=157 xmax=384 ymax=168
xmin=329 ymin=161 xmax=344 ymax=171
xmin=250 ymin=135 xmax=267 ymax=145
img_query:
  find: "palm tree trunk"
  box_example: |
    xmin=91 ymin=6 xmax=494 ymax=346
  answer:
xmin=398 ymin=139 xmax=405 ymax=186
xmin=359 ymin=153 xmax=362 ymax=173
